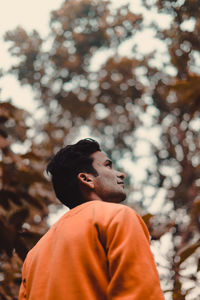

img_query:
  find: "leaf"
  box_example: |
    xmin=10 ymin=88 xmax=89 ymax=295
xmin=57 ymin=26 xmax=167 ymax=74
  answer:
xmin=14 ymin=236 xmax=28 ymax=261
xmin=0 ymin=218 xmax=16 ymax=256
xmin=0 ymin=135 xmax=10 ymax=149
xmin=142 ymin=213 xmax=154 ymax=226
xmin=179 ymin=240 xmax=200 ymax=264
xmin=192 ymin=197 xmax=200 ymax=215
xmin=197 ymin=258 xmax=200 ymax=272
xmin=0 ymin=189 xmax=22 ymax=208
xmin=21 ymin=151 xmax=42 ymax=161
xmin=0 ymin=196 xmax=10 ymax=210
xmin=9 ymin=208 xmax=29 ymax=230
xmin=20 ymin=192 xmax=43 ymax=209
xmin=19 ymin=230 xmax=43 ymax=251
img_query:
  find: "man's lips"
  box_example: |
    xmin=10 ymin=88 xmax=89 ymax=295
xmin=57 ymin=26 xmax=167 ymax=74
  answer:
xmin=117 ymin=182 xmax=124 ymax=187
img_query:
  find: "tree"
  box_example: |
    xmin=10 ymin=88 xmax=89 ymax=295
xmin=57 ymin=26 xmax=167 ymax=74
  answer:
xmin=0 ymin=100 xmax=58 ymax=299
xmin=1 ymin=0 xmax=200 ymax=299
xmin=140 ymin=0 xmax=200 ymax=298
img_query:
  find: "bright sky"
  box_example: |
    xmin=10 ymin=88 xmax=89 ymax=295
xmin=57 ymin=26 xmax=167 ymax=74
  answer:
xmin=0 ymin=0 xmax=63 ymax=111
xmin=0 ymin=0 xmax=63 ymax=38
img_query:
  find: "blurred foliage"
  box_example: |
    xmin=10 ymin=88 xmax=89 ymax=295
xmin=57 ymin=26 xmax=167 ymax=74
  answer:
xmin=0 ymin=102 xmax=58 ymax=299
xmin=1 ymin=0 xmax=200 ymax=299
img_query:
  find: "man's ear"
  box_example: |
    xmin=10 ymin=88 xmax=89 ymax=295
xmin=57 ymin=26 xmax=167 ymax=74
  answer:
xmin=77 ymin=173 xmax=95 ymax=189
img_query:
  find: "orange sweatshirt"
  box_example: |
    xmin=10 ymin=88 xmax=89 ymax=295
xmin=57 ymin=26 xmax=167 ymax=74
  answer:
xmin=19 ymin=200 xmax=164 ymax=300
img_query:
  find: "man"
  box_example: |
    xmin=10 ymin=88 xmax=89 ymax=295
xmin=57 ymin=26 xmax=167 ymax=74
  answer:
xmin=19 ymin=138 xmax=164 ymax=300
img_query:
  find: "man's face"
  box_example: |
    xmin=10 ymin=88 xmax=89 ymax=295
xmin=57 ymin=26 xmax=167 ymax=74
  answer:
xmin=90 ymin=151 xmax=126 ymax=203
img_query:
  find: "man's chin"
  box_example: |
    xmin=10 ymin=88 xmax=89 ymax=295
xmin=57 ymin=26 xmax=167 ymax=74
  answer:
xmin=107 ymin=193 xmax=126 ymax=204
xmin=119 ymin=194 xmax=127 ymax=203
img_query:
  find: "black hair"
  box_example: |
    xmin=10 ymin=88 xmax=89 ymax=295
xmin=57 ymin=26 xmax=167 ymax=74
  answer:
xmin=46 ymin=138 xmax=101 ymax=209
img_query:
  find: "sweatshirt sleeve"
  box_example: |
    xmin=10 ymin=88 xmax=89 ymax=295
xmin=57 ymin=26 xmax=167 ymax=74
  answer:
xmin=104 ymin=206 xmax=164 ymax=300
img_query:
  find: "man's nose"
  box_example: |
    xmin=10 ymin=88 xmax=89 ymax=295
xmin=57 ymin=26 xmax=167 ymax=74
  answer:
xmin=117 ymin=171 xmax=125 ymax=180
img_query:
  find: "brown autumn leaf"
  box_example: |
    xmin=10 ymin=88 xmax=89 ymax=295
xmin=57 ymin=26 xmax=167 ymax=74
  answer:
xmin=0 ymin=189 xmax=22 ymax=207
xmin=192 ymin=197 xmax=200 ymax=215
xmin=170 ymin=75 xmax=200 ymax=113
xmin=19 ymin=230 xmax=43 ymax=247
xmin=142 ymin=213 xmax=154 ymax=226
xmin=14 ymin=236 xmax=29 ymax=261
xmin=19 ymin=192 xmax=44 ymax=209
xmin=9 ymin=208 xmax=29 ymax=230
xmin=0 ymin=217 xmax=16 ymax=256
xmin=0 ymin=135 xmax=10 ymax=149
xmin=178 ymin=240 xmax=200 ymax=265
xmin=197 ymin=258 xmax=200 ymax=272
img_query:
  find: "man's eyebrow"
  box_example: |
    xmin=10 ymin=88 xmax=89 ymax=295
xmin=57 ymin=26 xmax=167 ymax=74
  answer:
xmin=105 ymin=159 xmax=112 ymax=165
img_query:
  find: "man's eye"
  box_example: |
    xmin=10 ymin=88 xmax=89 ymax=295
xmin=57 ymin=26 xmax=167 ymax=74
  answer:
xmin=106 ymin=163 xmax=112 ymax=168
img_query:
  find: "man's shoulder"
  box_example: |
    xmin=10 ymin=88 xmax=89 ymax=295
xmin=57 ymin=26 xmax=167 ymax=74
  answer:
xmin=88 ymin=200 xmax=138 ymax=222
xmin=94 ymin=200 xmax=135 ymax=212
xmin=88 ymin=200 xmax=131 ymax=212
xmin=90 ymin=201 xmax=150 ymax=240
xmin=57 ymin=200 xmax=138 ymax=228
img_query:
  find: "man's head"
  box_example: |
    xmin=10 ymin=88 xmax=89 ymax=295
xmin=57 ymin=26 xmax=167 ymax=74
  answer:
xmin=46 ymin=138 xmax=126 ymax=208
